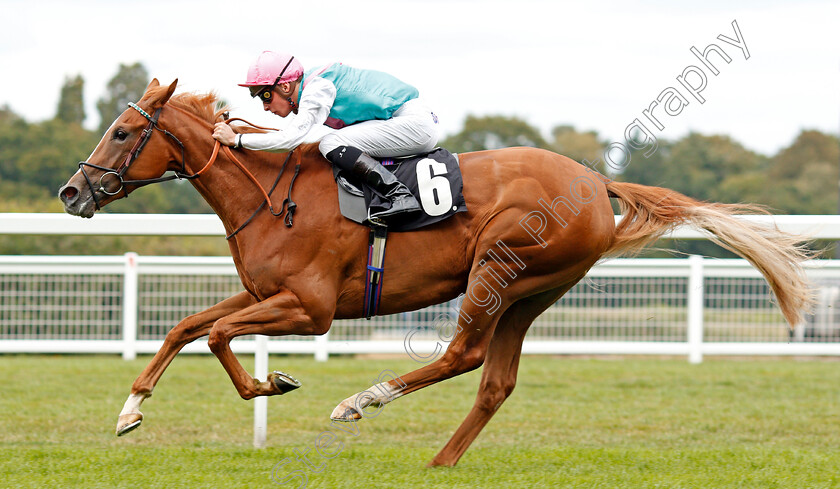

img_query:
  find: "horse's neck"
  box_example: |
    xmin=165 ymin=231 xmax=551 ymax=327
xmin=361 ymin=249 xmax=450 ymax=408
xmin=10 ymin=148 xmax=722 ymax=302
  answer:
xmin=170 ymin=114 xmax=326 ymax=237
xmin=172 ymin=118 xmax=293 ymax=234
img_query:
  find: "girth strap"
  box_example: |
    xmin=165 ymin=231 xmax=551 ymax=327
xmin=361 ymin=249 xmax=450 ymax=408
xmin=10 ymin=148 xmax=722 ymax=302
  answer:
xmin=364 ymin=223 xmax=389 ymax=319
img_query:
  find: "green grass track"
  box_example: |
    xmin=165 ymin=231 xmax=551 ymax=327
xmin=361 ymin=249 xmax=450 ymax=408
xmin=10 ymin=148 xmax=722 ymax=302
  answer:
xmin=1 ymin=354 xmax=839 ymax=488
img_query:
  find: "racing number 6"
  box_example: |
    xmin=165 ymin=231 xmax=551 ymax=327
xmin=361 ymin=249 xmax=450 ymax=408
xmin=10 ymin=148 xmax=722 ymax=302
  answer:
xmin=415 ymin=158 xmax=453 ymax=217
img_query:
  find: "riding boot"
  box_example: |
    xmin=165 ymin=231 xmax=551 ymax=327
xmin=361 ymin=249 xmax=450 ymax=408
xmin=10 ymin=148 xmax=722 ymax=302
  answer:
xmin=350 ymin=153 xmax=422 ymax=220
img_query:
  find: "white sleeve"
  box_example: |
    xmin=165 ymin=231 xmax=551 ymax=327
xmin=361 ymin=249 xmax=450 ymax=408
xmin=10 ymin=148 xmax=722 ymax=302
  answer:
xmin=239 ymin=77 xmax=336 ymax=152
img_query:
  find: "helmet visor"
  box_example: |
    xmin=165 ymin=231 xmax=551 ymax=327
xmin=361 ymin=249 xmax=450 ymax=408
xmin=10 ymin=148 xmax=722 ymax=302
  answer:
xmin=249 ymin=85 xmax=274 ymax=101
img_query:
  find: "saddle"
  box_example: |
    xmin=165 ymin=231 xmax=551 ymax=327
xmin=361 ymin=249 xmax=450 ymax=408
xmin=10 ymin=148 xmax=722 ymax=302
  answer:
xmin=332 ymin=148 xmax=467 ymax=231
xmin=331 ymin=148 xmax=468 ymax=319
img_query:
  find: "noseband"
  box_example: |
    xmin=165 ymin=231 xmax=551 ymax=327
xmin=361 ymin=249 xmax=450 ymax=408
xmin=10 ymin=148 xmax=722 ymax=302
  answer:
xmin=77 ymin=102 xmax=189 ymax=210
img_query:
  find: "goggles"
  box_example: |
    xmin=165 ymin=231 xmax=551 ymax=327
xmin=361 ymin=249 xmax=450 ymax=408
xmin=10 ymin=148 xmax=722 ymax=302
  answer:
xmin=250 ymin=85 xmax=276 ymax=103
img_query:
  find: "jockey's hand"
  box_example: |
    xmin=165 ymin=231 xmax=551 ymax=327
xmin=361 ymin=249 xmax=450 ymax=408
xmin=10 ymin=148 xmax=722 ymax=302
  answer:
xmin=213 ymin=123 xmax=237 ymax=147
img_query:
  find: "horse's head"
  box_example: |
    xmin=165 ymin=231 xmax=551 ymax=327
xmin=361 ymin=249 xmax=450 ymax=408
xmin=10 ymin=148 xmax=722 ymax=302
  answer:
xmin=58 ymin=78 xmax=182 ymax=218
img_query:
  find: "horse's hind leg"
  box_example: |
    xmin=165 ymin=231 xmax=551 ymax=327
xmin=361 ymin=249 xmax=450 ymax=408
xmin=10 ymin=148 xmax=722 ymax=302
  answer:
xmin=329 ymin=230 xmax=584 ymax=421
xmin=116 ymin=291 xmax=257 ymax=436
xmin=429 ymin=284 xmax=573 ymax=467
xmin=329 ymin=279 xmax=506 ymax=421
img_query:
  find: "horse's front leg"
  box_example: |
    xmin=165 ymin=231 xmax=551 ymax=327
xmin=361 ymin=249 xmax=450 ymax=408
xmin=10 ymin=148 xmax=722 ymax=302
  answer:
xmin=116 ymin=291 xmax=257 ymax=436
xmin=207 ymin=289 xmax=333 ymax=400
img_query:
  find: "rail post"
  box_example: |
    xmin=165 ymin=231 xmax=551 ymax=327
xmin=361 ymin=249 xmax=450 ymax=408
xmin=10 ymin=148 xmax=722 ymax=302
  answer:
xmin=254 ymin=334 xmax=268 ymax=448
xmin=687 ymin=255 xmax=704 ymax=364
xmin=122 ymin=252 xmax=139 ymax=361
xmin=314 ymin=330 xmax=330 ymax=362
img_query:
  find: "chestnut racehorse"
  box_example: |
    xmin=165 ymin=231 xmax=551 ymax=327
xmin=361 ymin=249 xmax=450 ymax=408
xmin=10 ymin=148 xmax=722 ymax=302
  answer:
xmin=58 ymin=79 xmax=813 ymax=467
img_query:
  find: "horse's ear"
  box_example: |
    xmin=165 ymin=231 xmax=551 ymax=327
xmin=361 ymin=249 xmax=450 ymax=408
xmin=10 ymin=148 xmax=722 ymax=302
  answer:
xmin=161 ymin=79 xmax=178 ymax=105
xmin=146 ymin=79 xmax=178 ymax=109
xmin=146 ymin=78 xmax=161 ymax=91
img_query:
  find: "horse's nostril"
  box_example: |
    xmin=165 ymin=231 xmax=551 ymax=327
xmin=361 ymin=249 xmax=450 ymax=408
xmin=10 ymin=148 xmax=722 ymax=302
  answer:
xmin=60 ymin=186 xmax=78 ymax=203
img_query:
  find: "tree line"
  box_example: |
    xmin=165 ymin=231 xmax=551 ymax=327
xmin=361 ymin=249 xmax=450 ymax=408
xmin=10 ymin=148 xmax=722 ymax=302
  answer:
xmin=0 ymin=62 xmax=837 ymax=256
xmin=440 ymin=116 xmax=839 ymax=258
xmin=442 ymin=117 xmax=840 ymax=216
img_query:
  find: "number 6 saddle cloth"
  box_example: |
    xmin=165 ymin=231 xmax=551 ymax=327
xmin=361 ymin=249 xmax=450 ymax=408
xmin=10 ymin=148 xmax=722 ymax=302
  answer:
xmin=332 ymin=148 xmax=468 ymax=231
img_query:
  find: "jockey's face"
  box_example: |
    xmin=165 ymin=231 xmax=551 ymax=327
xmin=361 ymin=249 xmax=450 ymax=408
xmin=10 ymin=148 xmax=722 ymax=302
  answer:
xmin=261 ymin=82 xmax=298 ymax=117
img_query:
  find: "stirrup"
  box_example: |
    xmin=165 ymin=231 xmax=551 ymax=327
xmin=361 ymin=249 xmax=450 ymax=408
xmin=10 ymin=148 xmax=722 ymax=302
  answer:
xmin=365 ymin=210 xmax=388 ymax=227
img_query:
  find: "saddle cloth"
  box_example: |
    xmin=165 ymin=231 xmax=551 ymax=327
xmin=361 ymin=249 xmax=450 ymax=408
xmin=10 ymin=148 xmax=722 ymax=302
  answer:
xmin=333 ymin=148 xmax=467 ymax=231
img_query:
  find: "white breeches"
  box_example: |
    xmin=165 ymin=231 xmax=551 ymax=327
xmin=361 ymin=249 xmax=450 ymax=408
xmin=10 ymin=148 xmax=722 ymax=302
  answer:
xmin=318 ymin=98 xmax=441 ymax=158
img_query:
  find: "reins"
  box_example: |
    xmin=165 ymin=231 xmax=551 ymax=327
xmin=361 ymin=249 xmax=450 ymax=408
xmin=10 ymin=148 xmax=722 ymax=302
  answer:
xmin=179 ymin=115 xmax=301 ymax=239
xmin=77 ymin=105 xmax=300 ymax=239
xmin=220 ymin=137 xmax=298 ymax=239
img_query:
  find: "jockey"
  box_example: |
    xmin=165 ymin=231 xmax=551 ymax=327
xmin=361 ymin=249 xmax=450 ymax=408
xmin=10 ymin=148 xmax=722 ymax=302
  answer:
xmin=213 ymin=51 xmax=440 ymax=220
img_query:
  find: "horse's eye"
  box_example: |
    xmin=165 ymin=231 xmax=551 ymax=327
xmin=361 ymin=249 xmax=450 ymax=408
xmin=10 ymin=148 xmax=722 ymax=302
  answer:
xmin=113 ymin=129 xmax=128 ymax=141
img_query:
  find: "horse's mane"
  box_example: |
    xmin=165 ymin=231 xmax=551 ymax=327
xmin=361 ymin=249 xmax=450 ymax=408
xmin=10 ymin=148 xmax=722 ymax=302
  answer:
xmin=168 ymin=91 xmax=227 ymax=124
xmin=145 ymin=86 xmax=263 ymax=134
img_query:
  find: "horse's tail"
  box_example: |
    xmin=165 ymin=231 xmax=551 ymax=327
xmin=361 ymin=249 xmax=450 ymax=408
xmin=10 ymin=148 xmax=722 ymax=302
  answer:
xmin=604 ymin=180 xmax=815 ymax=326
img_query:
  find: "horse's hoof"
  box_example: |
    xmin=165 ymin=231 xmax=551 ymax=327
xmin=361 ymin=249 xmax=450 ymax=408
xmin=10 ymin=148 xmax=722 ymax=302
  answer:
xmin=116 ymin=413 xmax=143 ymax=436
xmin=427 ymin=459 xmax=456 ymax=468
xmin=330 ymin=405 xmax=362 ymax=422
xmin=268 ymin=370 xmax=301 ymax=394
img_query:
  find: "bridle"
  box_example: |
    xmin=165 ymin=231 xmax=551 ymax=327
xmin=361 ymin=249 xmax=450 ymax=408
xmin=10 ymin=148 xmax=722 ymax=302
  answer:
xmin=78 ymin=103 xmax=190 ymax=210
xmin=77 ymin=102 xmax=299 ymax=239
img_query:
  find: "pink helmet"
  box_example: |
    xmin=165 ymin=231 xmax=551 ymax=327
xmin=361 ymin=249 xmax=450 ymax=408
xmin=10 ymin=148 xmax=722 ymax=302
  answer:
xmin=238 ymin=51 xmax=304 ymax=87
